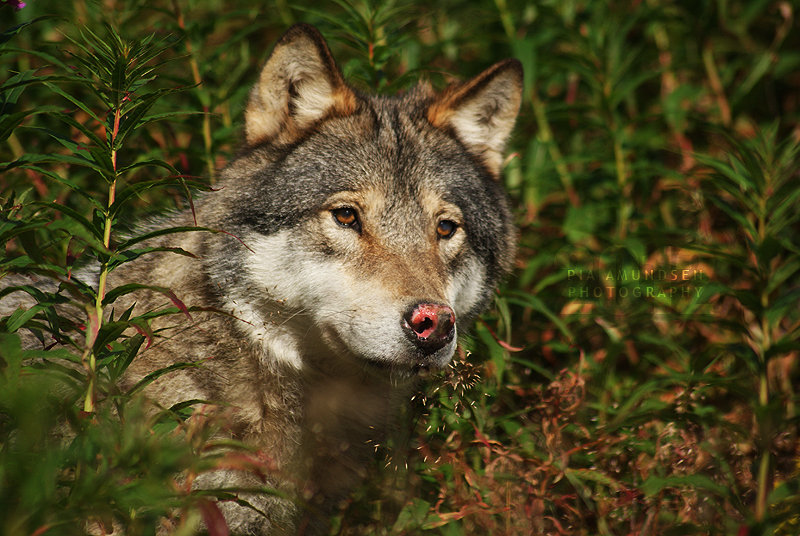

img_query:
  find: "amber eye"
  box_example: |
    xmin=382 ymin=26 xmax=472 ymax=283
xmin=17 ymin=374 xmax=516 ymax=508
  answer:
xmin=332 ymin=207 xmax=360 ymax=230
xmin=436 ymin=219 xmax=458 ymax=239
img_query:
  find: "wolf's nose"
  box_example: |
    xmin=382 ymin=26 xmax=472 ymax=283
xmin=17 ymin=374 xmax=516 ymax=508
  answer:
xmin=402 ymin=303 xmax=455 ymax=354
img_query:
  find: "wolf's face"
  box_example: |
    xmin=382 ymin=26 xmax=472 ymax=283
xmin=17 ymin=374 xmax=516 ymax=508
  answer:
xmin=206 ymin=25 xmax=521 ymax=377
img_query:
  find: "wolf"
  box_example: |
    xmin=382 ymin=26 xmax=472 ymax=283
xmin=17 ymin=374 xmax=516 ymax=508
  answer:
xmin=3 ymin=23 xmax=522 ymax=535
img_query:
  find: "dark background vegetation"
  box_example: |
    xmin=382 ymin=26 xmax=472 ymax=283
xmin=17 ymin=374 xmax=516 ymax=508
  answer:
xmin=1 ymin=0 xmax=799 ymax=534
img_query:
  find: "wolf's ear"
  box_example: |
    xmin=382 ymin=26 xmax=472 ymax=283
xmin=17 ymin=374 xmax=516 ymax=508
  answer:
xmin=427 ymin=59 xmax=523 ymax=177
xmin=245 ymin=24 xmax=357 ymax=146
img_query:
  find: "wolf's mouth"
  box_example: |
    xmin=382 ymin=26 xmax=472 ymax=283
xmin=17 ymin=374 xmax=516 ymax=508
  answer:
xmin=358 ymin=352 xmax=444 ymax=380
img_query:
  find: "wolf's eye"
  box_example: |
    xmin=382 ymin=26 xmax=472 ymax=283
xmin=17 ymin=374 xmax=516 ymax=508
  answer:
xmin=436 ymin=220 xmax=458 ymax=239
xmin=332 ymin=207 xmax=360 ymax=230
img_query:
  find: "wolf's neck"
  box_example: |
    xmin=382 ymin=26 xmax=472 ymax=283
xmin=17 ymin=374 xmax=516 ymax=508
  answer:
xmin=296 ymin=366 xmax=408 ymax=512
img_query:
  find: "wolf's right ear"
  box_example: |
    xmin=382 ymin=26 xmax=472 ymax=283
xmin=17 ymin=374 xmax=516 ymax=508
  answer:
xmin=245 ymin=24 xmax=357 ymax=146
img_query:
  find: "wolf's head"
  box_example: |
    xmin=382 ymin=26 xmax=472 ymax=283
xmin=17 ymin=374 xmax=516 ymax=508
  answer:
xmin=207 ymin=24 xmax=521 ymax=378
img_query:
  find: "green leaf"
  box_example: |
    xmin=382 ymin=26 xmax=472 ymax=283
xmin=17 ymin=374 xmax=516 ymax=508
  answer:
xmin=505 ymin=291 xmax=574 ymax=340
xmin=114 ymin=86 xmax=192 ymax=150
xmin=1 ymin=69 xmax=35 ymax=113
xmin=0 ymin=107 xmax=61 ymax=143
xmin=642 ymin=474 xmax=732 ymax=498
xmin=17 ymin=230 xmax=46 ymax=264
xmin=102 ymin=284 xmax=190 ymax=320
xmin=0 ymin=16 xmax=61 ymax=48
xmin=4 ymin=304 xmax=47 ymax=333
xmin=603 ymin=378 xmax=668 ymax=432
xmin=695 ymin=153 xmax=756 ymax=195
xmin=1 ymin=144 xmax=107 ymax=175
xmin=111 ymin=55 xmax=127 ymax=95
xmin=115 ymin=226 xmax=221 ymax=251
xmin=126 ymin=360 xmax=209 ymax=397
xmin=49 ymin=111 xmax=108 ymax=151
xmin=768 ymin=476 xmax=800 ymax=504
xmin=92 ymin=320 xmax=130 ymax=356
xmin=15 ymin=166 xmax=106 ymax=212
xmin=0 ymin=219 xmax=48 ymax=250
xmin=705 ymin=194 xmax=757 ymax=238
xmin=31 ymin=201 xmax=105 ymax=243
xmin=130 ymin=110 xmax=205 ymax=130
xmin=109 ymin=175 xmax=209 ymax=218
xmin=107 ymin=246 xmax=196 ymax=271
xmin=42 ymin=81 xmax=105 ymax=124
xmin=563 ymin=202 xmax=612 ymax=244
xmin=115 ymin=160 xmax=183 ymax=180
xmin=109 ymin=334 xmax=145 ymax=380
xmin=0 ymin=333 xmax=23 ymax=388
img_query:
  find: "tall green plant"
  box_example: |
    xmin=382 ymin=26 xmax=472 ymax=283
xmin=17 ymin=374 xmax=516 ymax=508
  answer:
xmin=693 ymin=124 xmax=800 ymax=531
xmin=0 ymin=19 xmax=240 ymax=535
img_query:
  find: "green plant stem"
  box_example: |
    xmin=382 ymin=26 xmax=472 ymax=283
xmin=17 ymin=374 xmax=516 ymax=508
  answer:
xmin=493 ymin=0 xmax=515 ymax=42
xmin=496 ymin=0 xmax=578 ymax=209
xmin=174 ymin=0 xmax=215 ymax=183
xmin=189 ymin=55 xmax=215 ymax=183
xmin=755 ymin=450 xmax=770 ymax=520
xmin=754 ymin=302 xmax=769 ymax=521
xmin=531 ymin=92 xmax=579 ymax=207
xmin=84 ymin=103 xmax=121 ymax=413
xmin=614 ymin=132 xmax=629 ymax=240
xmin=754 ymin=182 xmax=771 ymax=520
xmin=6 ymin=131 xmax=24 ymax=158
xmin=701 ymin=44 xmax=731 ymax=126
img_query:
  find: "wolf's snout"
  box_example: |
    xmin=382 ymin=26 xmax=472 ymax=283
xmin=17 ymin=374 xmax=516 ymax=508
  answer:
xmin=402 ymin=303 xmax=455 ymax=354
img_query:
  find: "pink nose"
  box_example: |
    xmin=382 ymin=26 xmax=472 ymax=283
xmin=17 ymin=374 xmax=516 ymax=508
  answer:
xmin=403 ymin=303 xmax=455 ymax=354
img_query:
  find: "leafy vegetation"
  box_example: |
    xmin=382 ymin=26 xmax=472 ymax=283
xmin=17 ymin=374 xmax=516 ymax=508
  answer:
xmin=1 ymin=0 xmax=799 ymax=535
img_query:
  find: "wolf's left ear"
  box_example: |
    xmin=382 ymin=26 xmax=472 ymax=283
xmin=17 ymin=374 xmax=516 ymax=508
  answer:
xmin=245 ymin=24 xmax=357 ymax=146
xmin=427 ymin=59 xmax=523 ymax=177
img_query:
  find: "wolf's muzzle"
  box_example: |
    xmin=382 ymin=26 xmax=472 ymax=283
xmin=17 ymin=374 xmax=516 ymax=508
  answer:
xmin=402 ymin=302 xmax=455 ymax=356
